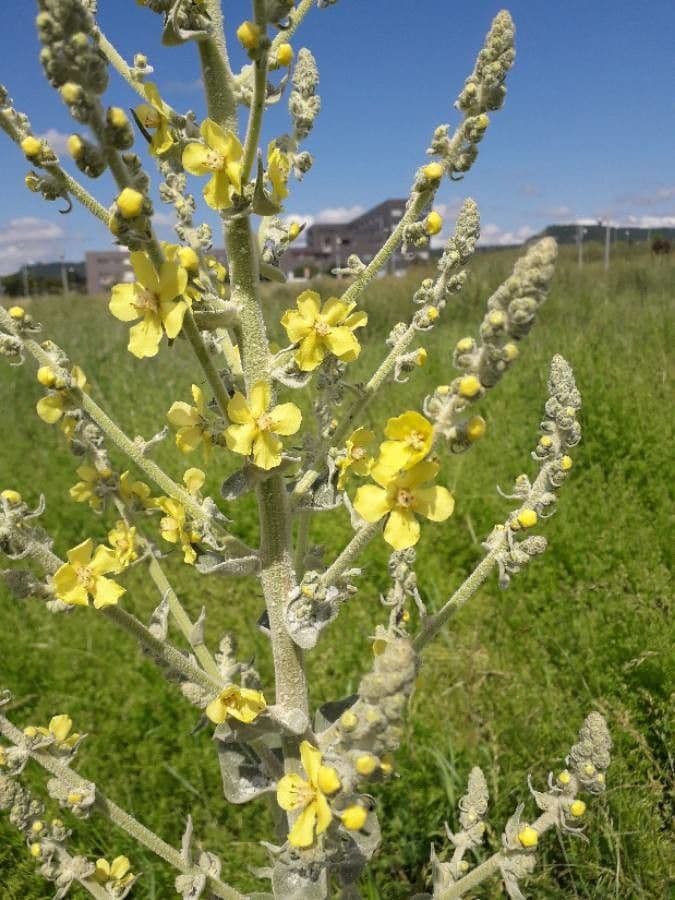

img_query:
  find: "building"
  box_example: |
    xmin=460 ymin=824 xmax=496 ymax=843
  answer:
xmin=85 ymin=199 xmax=428 ymax=291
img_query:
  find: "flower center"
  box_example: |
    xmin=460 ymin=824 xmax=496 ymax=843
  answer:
xmin=313 ymin=318 xmax=331 ymax=337
xmin=134 ymin=287 xmax=159 ymax=312
xmin=406 ymin=430 xmax=426 ymax=451
xmin=142 ymin=110 xmax=161 ymax=129
xmin=75 ymin=565 xmax=95 ymax=591
xmin=256 ymin=413 xmax=273 ymax=431
xmin=396 ymin=489 xmax=415 ymax=509
xmin=203 ymin=149 xmax=225 ymax=171
xmin=351 ymin=446 xmax=367 ymax=461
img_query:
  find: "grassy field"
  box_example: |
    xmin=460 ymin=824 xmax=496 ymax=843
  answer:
xmin=0 ymin=244 xmax=672 ymax=898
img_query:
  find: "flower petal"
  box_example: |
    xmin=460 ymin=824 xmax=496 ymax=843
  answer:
xmin=203 ymin=170 xmax=233 ymax=211
xmin=92 ymin=575 xmax=125 ymax=608
xmin=385 ymin=411 xmax=432 ymax=442
xmin=249 ymin=382 xmax=270 ymax=418
xmin=296 ymin=290 xmax=321 ymax=321
xmin=109 ymin=857 xmax=131 ymax=880
xmin=67 ymin=538 xmax=94 ymax=568
xmin=191 ymin=384 xmax=205 ymax=414
xmin=109 ymin=283 xmax=139 ymax=322
xmin=225 ymin=422 xmax=257 ymax=457
xmin=160 ymin=298 xmax=188 ymax=340
xmin=320 ymin=298 xmax=351 ymax=326
xmin=268 ymin=402 xmax=302 ymax=436
xmin=49 ymin=715 xmax=73 ymax=743
xmin=36 ymin=395 xmax=64 ymax=424
xmin=176 ymin=426 xmax=204 ymax=454
xmin=383 ymin=508 xmax=420 ymax=550
xmin=252 ymin=432 xmax=282 ymax=470
xmin=280 ymin=308 xmax=313 ymax=343
xmin=314 ymin=792 xmax=333 ymax=835
xmin=288 ymin=803 xmax=317 ymax=848
xmin=227 ymin=392 xmax=253 ymax=425
xmin=128 ymin=313 xmax=162 ymax=358
xmin=168 ymin=401 xmax=198 ymax=428
xmin=300 ymin=740 xmax=322 ymax=786
xmin=182 ymin=142 xmax=211 ymax=176
xmin=276 ymin=773 xmax=310 ymax=812
xmin=130 ymin=251 xmax=159 ymax=292
xmin=89 ymin=546 xmax=119 ymax=577
xmin=398 ymin=459 xmax=440 ymax=489
xmin=414 ymin=485 xmax=455 ymax=522
xmin=353 ymin=485 xmax=392 ymax=522
xmin=158 ymin=261 xmax=187 ymax=304
xmin=324 ymin=326 xmax=360 ymax=361
xmin=295 ymin=332 xmax=324 ymax=371
xmin=53 ymin=563 xmax=88 ymax=606
xmin=344 ymin=310 xmax=368 ymax=331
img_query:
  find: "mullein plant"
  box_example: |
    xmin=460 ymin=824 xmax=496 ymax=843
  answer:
xmin=0 ymin=2 xmax=611 ymax=898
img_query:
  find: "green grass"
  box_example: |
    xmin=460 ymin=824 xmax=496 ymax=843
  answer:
xmin=0 ymin=245 xmax=672 ymax=898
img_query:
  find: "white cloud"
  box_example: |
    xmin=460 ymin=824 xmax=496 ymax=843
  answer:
xmin=0 ymin=217 xmax=65 ymax=275
xmin=478 ymin=223 xmax=535 ymax=247
xmin=38 ymin=128 xmax=71 ymax=155
xmin=315 ymin=205 xmax=365 ymax=224
xmin=152 ymin=211 xmax=176 ymax=227
xmin=621 ymin=214 xmax=675 ymax=229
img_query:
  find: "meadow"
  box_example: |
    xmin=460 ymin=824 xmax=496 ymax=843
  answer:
xmin=0 ymin=243 xmax=672 ymax=898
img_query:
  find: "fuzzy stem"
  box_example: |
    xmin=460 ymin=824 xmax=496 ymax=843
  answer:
xmin=182 ymin=310 xmax=232 ymax=420
xmin=0 ymin=716 xmax=242 ymax=900
xmin=339 ymin=191 xmax=429 ymax=306
xmin=318 ymin=521 xmax=382 ymax=590
xmin=0 ymin=110 xmax=110 ymax=226
xmin=270 ymin=0 xmax=314 ymax=51
xmin=293 ymin=508 xmax=312 ymax=577
xmin=93 ymin=26 xmax=148 ymax=103
xmin=241 ymin=20 xmax=269 ymax=184
xmin=198 ymin=0 xmax=238 ymax=133
xmin=412 ymin=548 xmax=500 ymax=652
xmin=146 ymin=549 xmax=221 ymax=680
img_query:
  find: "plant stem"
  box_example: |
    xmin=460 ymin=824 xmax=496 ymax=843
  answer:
xmin=293 ymin=508 xmax=311 ymax=577
xmin=241 ymin=2 xmax=269 ymax=184
xmin=93 ymin=25 xmax=148 ymax=103
xmin=412 ymin=548 xmax=501 ymax=652
xmin=0 ymin=716 xmax=243 ymax=900
xmin=101 ymin=605 xmax=221 ymax=693
xmin=145 ymin=549 xmax=221 ymax=680
xmin=198 ymin=0 xmax=238 ymax=133
xmin=182 ymin=310 xmax=232 ymax=420
xmin=318 ymin=521 xmax=382 ymax=590
xmin=270 ymin=0 xmax=314 ymax=51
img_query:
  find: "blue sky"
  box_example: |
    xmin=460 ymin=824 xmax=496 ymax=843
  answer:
xmin=0 ymin=0 xmax=673 ymax=273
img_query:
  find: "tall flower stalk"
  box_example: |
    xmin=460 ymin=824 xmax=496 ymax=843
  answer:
xmin=0 ymin=4 xmax=610 ymax=898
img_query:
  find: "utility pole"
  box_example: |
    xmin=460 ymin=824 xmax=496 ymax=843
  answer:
xmin=603 ymin=220 xmax=611 ymax=272
xmin=22 ymin=264 xmax=29 ymax=298
xmin=576 ymin=224 xmax=586 ymax=268
xmin=61 ymin=255 xmax=69 ymax=296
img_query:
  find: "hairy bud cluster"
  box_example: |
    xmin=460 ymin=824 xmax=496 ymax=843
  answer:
xmin=289 ymin=48 xmax=321 ymax=142
xmin=36 ymin=0 xmax=108 ymax=97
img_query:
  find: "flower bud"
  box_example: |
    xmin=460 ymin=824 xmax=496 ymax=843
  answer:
xmin=60 ymin=82 xmax=82 ymax=104
xmin=340 ymin=804 xmax=368 ymax=831
xmin=458 ymin=375 xmax=481 ymax=398
xmin=20 ymin=136 xmax=42 ymax=159
xmin=37 ymin=366 xmax=58 ymax=387
xmin=466 ymin=415 xmax=486 ymax=442
xmin=355 ymin=754 xmax=378 ymax=776
xmin=516 ymin=508 xmax=537 ymax=528
xmin=237 ymin=21 xmax=261 ymax=51
xmin=276 ymin=43 xmax=294 ymax=66
xmin=116 ymin=188 xmax=144 ymax=219
xmin=1 ymin=489 xmax=22 ymax=505
xmin=178 ymin=247 xmax=199 ymax=273
xmin=517 ymin=826 xmax=538 ymax=848
xmin=569 ymin=800 xmax=586 ymax=817
xmin=425 ymin=211 xmax=443 ymax=235
xmin=8 ymin=306 xmax=25 ymax=319
xmin=422 ymin=162 xmax=443 ymax=181
xmin=340 ymin=710 xmax=358 ymax=731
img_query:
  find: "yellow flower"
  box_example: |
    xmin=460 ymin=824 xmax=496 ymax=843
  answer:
xmin=458 ymin=375 xmax=482 ymax=399
xmin=107 ymin=520 xmax=138 ymax=571
xmin=24 ymin=714 xmax=80 ymax=749
xmin=109 ymin=250 xmax=189 ymax=359
xmin=517 ymin=826 xmax=539 ymax=848
xmin=336 ymin=427 xmax=375 ymax=490
xmin=1 ymin=489 xmax=22 ymax=505
xmin=375 ymin=411 xmax=434 ymax=474
xmin=354 ymin=460 xmax=454 ymax=551
xmin=8 ymin=306 xmax=25 ymax=319
xmin=225 ymin=382 xmax=301 ymax=471
xmin=157 ymin=497 xmax=200 ymax=564
xmin=569 ymin=800 xmax=586 ymax=817
xmin=36 ymin=366 xmax=87 ymax=424
xmin=69 ymin=464 xmax=112 ymax=510
xmin=182 ymin=119 xmax=243 ymax=211
xmin=53 ymin=539 xmax=125 ymax=608
xmin=276 ymin=741 xmax=341 ymax=848
xmin=183 ymin=467 xmax=205 ymax=495
xmin=119 ymin=471 xmax=152 ymax=506
xmin=134 ymin=82 xmax=173 ymax=155
xmin=516 ymin=508 xmax=537 ymax=528
xmin=423 ymin=162 xmax=443 ymax=181
xmin=94 ymin=856 xmax=134 ymax=889
xmin=116 ymin=187 xmax=145 ymax=219
xmin=167 ymin=384 xmax=213 ymax=458
xmin=281 ymin=290 xmax=367 ymax=371
xmin=205 ymin=686 xmax=267 ymax=725
xmin=267 ymin=141 xmax=291 ymax=204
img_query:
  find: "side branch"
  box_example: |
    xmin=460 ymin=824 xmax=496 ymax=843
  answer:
xmin=0 ymin=716 xmax=243 ymax=900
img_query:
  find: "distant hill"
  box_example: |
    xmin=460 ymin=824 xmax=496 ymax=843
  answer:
xmin=534 ymin=224 xmax=675 ymax=245
xmin=0 ymin=261 xmax=86 ymax=297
